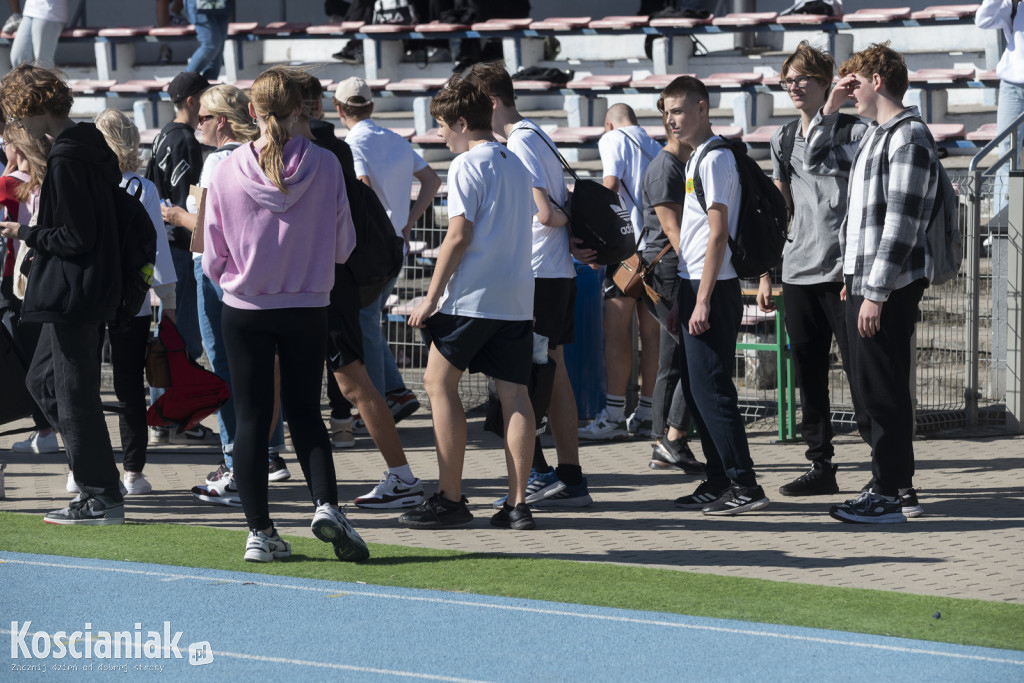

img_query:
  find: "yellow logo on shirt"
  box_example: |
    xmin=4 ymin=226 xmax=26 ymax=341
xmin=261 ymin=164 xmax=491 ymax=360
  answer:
xmin=686 ymin=177 xmax=694 ymax=194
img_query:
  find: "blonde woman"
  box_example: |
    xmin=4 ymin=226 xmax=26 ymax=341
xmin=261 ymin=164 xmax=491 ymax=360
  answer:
xmin=160 ymin=85 xmax=292 ymax=502
xmin=93 ymin=108 xmax=176 ymax=495
xmin=202 ymin=68 xmax=366 ymax=563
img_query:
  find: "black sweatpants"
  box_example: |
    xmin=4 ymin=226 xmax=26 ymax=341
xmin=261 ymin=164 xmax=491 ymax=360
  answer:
xmin=105 ymin=315 xmax=153 ymax=473
xmin=844 ymin=278 xmax=926 ymax=496
xmin=221 ymin=305 xmax=334 ymax=531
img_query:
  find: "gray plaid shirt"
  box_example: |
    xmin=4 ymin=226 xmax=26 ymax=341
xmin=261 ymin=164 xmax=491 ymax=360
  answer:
xmin=805 ymin=106 xmax=939 ymax=301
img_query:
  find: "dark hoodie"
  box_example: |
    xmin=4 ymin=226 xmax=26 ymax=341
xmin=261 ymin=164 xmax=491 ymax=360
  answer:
xmin=18 ymin=122 xmax=122 ymax=324
xmin=309 ymin=118 xmax=356 ymax=181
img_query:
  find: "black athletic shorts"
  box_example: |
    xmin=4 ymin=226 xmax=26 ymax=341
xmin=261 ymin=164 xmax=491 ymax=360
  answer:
xmin=532 ymin=277 xmax=576 ymax=349
xmin=603 ymin=271 xmax=632 ymax=300
xmin=326 ymin=264 xmax=364 ymax=370
xmin=424 ymin=312 xmax=532 ymax=386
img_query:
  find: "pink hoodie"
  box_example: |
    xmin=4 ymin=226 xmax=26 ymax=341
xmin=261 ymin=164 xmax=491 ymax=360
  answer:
xmin=202 ymin=135 xmax=355 ymax=310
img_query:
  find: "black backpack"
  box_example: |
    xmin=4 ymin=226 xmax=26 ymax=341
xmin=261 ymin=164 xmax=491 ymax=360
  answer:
xmin=110 ymin=177 xmax=157 ymax=333
xmin=691 ymin=137 xmax=790 ymax=279
xmin=511 ymin=126 xmax=636 ymax=266
xmin=344 ymin=178 xmax=405 ymax=307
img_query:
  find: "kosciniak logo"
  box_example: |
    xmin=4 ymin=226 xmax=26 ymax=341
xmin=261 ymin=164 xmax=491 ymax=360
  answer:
xmin=9 ymin=621 xmax=211 ymax=665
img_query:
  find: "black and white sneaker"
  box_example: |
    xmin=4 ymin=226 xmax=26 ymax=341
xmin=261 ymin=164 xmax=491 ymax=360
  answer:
xmin=169 ymin=424 xmax=219 ymax=446
xmin=649 ymin=438 xmax=705 ymax=474
xmin=490 ymin=503 xmax=536 ymax=530
xmin=311 ymin=504 xmax=370 ymax=562
xmin=862 ymin=478 xmax=923 ymax=518
xmin=206 ymin=460 xmax=230 ymax=486
xmin=44 ymin=492 xmax=125 ymax=526
xmin=779 ymin=461 xmax=839 ymax=496
xmin=830 ymin=491 xmax=907 ymax=524
xmin=674 ymin=480 xmax=729 ymax=510
xmin=268 ymin=455 xmax=291 ymax=482
xmin=701 ymin=484 xmax=770 ymax=515
xmin=398 ymin=492 xmax=473 ymax=529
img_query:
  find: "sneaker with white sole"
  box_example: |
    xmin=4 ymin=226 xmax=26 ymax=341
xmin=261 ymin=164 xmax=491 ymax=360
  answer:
xmin=674 ymin=479 xmax=730 ymax=510
xmin=861 ymin=479 xmax=924 ymax=518
xmin=12 ymin=431 xmax=59 ymax=454
xmin=169 ymin=424 xmax=219 ymax=446
xmin=206 ymin=461 xmax=230 ymax=486
xmin=354 ymin=473 xmax=424 ymax=509
xmin=352 ymin=389 xmax=422 ymax=436
xmin=148 ymin=426 xmax=169 ymax=445
xmin=494 ymin=468 xmax=550 ymax=508
xmin=67 ymin=472 xmax=126 ymax=496
xmin=830 ymin=491 xmax=907 ymax=524
xmin=311 ymin=504 xmax=370 ymax=562
xmin=192 ymin=472 xmax=241 ymax=507
xmin=268 ymin=455 xmax=291 ymax=482
xmin=330 ymin=416 xmax=356 ymax=449
xmin=578 ymin=409 xmax=629 ymax=441
xmin=701 ymin=484 xmax=770 ymax=515
xmin=626 ymin=411 xmax=654 ymax=439
xmin=531 ymin=478 xmax=594 ymax=508
xmin=123 ymin=472 xmax=153 ymax=495
xmin=244 ymin=528 xmax=291 ymax=562
xmin=45 ymin=492 xmax=124 ymax=526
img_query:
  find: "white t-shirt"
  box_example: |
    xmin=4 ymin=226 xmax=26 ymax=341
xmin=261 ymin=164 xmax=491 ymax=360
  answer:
xmin=844 ymin=128 xmax=875 ymax=276
xmin=123 ymin=172 xmax=176 ymax=317
xmin=505 ymin=119 xmax=574 ymax=279
xmin=190 ymin=143 xmax=240 ymax=262
xmin=599 ymin=125 xmax=663 ymax=247
xmin=24 ymin=0 xmax=68 ymax=23
xmin=345 ymin=118 xmax=428 ymax=237
xmin=438 ymin=141 xmax=535 ymax=321
xmin=678 ymin=136 xmax=740 ymax=281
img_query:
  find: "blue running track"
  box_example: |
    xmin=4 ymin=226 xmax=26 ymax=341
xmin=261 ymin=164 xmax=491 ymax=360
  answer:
xmin=2 ymin=552 xmax=1021 ymax=681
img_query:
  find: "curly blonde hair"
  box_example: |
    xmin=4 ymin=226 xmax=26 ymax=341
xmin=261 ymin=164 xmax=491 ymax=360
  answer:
xmin=94 ymin=109 xmax=142 ymax=173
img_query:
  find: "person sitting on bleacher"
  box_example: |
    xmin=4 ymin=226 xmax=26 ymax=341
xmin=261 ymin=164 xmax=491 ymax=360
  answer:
xmin=756 ymin=41 xmax=869 ymax=499
xmin=331 ymin=77 xmax=440 ymax=440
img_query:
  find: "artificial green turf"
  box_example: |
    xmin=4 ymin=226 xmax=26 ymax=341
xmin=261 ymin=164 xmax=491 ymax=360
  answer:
xmin=2 ymin=511 xmax=1022 ymax=652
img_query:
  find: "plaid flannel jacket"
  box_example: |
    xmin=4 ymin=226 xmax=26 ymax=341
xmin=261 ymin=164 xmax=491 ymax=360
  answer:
xmin=805 ymin=106 xmax=938 ymax=301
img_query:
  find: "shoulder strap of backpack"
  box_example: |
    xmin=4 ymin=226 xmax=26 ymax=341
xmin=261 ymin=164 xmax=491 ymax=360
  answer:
xmin=619 ymin=130 xmax=655 ymax=162
xmin=778 ymin=119 xmax=800 ymax=185
xmin=507 ymin=123 xmax=580 ymax=183
xmin=690 ymin=137 xmax=732 ymax=215
xmin=123 ymin=175 xmax=143 ymax=199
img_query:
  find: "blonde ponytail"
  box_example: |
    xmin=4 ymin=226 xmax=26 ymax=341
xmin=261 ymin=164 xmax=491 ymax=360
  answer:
xmin=249 ymin=67 xmax=303 ymax=194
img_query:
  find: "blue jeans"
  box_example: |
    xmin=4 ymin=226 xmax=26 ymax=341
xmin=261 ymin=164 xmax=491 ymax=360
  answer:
xmin=9 ymin=15 xmax=63 ymax=68
xmin=185 ymin=0 xmax=233 ymax=80
xmin=677 ymin=278 xmax=757 ymax=487
xmin=194 ymin=258 xmax=284 ymax=463
xmin=996 ymin=80 xmax=1024 ymax=215
xmin=358 ymin=276 xmax=405 ymax=395
xmin=171 ymin=245 xmax=203 ymax=361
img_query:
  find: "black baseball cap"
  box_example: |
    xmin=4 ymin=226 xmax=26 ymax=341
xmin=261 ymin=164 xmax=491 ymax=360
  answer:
xmin=168 ymin=71 xmax=210 ymax=104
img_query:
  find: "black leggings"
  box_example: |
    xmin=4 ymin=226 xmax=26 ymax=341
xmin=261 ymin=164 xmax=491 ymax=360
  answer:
xmin=221 ymin=305 xmax=334 ymax=531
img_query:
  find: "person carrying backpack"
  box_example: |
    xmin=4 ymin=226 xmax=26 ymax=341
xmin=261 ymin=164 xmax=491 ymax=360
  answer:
xmin=757 ymin=42 xmax=870 ymax=499
xmin=0 ymin=64 xmax=126 ymax=524
xmin=659 ymin=75 xmax=770 ymax=516
xmin=807 ymin=42 xmax=943 ymax=524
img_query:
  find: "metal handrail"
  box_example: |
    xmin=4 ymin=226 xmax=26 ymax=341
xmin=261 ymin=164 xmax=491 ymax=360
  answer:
xmin=965 ymin=111 xmax=1024 ymax=426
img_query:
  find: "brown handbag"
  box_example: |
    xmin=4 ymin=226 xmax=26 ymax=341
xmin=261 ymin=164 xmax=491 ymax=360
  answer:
xmin=145 ymin=335 xmax=171 ymax=389
xmin=613 ymin=244 xmax=674 ymax=301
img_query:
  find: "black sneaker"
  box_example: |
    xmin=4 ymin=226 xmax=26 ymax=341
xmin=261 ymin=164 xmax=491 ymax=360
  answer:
xmin=206 ymin=460 xmax=230 ymax=485
xmin=779 ymin=461 xmax=839 ymax=496
xmin=398 ymin=492 xmax=473 ymax=529
xmin=268 ymin=455 xmax=291 ymax=482
xmin=701 ymin=484 xmax=770 ymax=515
xmin=490 ymin=503 xmax=536 ymax=530
xmin=674 ymin=480 xmax=729 ymax=509
xmin=332 ymin=41 xmax=363 ymax=64
xmin=862 ymin=478 xmax=923 ymax=518
xmin=44 ymin=492 xmax=125 ymax=526
xmin=649 ymin=438 xmax=705 ymax=474
xmin=829 ymin=491 xmax=906 ymax=524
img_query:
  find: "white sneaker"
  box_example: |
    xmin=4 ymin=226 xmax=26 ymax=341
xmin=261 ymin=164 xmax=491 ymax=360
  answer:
xmin=147 ymin=427 xmax=169 ymax=445
xmin=123 ymin=472 xmax=152 ymax=495
xmin=354 ymin=472 xmax=424 ymax=509
xmin=311 ymin=504 xmax=369 ymax=562
xmin=191 ymin=471 xmax=241 ymax=506
xmin=626 ymin=411 xmax=654 ymax=439
xmin=244 ymin=528 xmax=291 ymax=563
xmin=330 ymin=416 xmax=356 ymax=449
xmin=12 ymin=431 xmax=60 ymax=454
xmin=67 ymin=472 xmax=127 ymax=495
xmin=577 ymin=408 xmax=629 ymax=441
